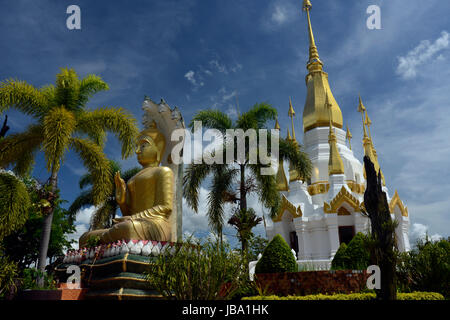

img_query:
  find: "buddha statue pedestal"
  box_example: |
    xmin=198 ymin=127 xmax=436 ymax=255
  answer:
xmin=56 ymin=240 xmax=175 ymax=300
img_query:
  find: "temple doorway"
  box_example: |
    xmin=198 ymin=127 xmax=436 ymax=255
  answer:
xmin=338 ymin=226 xmax=355 ymax=245
xmin=289 ymin=231 xmax=299 ymax=257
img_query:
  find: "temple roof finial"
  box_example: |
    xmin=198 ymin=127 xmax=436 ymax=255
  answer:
xmin=302 ymin=0 xmax=323 ymax=72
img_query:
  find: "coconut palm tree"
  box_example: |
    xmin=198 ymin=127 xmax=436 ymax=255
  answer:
xmin=69 ymin=160 xmax=140 ymax=230
xmin=0 ymin=68 xmax=138 ymax=285
xmin=183 ymin=103 xmax=312 ymax=246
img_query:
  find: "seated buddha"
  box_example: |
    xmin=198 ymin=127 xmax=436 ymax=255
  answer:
xmin=79 ymin=122 xmax=174 ymax=248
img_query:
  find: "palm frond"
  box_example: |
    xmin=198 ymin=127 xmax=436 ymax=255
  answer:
xmin=40 ymin=84 xmax=56 ymax=110
xmin=68 ymin=189 xmax=94 ymax=219
xmin=54 ymin=68 xmax=81 ymax=112
xmin=279 ymin=138 xmax=312 ymax=181
xmin=0 ymin=124 xmax=43 ymax=169
xmin=76 ymin=108 xmax=138 ymax=159
xmin=183 ymin=162 xmax=212 ymax=212
xmin=248 ymin=164 xmax=280 ymax=218
xmin=0 ymin=173 xmax=31 ymax=240
xmin=78 ymin=74 xmax=109 ymax=107
xmin=42 ymin=107 xmax=76 ymax=172
xmin=0 ymin=79 xmax=49 ymax=119
xmin=206 ymin=165 xmax=236 ymax=235
xmin=69 ymin=137 xmax=112 ymax=205
xmin=189 ymin=110 xmax=233 ymax=133
xmin=90 ymin=201 xmax=117 ymax=230
xmin=13 ymin=147 xmax=37 ymax=177
xmin=236 ymin=102 xmax=277 ymax=130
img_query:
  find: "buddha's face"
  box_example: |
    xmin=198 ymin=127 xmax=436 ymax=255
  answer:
xmin=136 ymin=135 xmax=159 ymax=167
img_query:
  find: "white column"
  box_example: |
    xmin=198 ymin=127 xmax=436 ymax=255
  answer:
xmin=325 ymin=214 xmax=339 ymax=259
xmin=294 ymin=219 xmax=308 ymax=260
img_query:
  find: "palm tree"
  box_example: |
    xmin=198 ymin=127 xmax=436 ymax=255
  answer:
xmin=69 ymin=160 xmax=140 ymax=230
xmin=0 ymin=68 xmax=138 ymax=285
xmin=228 ymin=208 xmax=262 ymax=256
xmin=183 ymin=103 xmax=312 ymax=246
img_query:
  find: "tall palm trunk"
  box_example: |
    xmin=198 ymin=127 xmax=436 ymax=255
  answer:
xmin=37 ymin=167 xmax=58 ymax=287
xmin=239 ymin=164 xmax=247 ymax=211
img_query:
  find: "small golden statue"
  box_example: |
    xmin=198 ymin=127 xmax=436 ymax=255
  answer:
xmin=79 ymin=99 xmax=184 ymax=248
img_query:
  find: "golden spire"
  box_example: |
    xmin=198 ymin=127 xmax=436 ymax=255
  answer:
xmin=301 ymin=0 xmax=343 ymax=133
xmin=275 ymin=118 xmax=289 ymax=191
xmin=288 ymin=97 xmax=297 ymax=142
xmin=365 ymin=112 xmax=372 ymax=139
xmin=286 ymin=127 xmax=292 ymax=140
xmin=326 ymin=92 xmax=344 ymax=175
xmin=302 ymin=0 xmax=323 ymax=72
xmin=346 ymin=124 xmax=352 ymax=150
xmin=287 ymin=97 xmax=302 ymax=181
xmin=358 ymin=95 xmax=368 ymax=138
xmin=275 ymin=117 xmax=281 ymax=130
xmin=359 ymin=96 xmax=386 ymax=186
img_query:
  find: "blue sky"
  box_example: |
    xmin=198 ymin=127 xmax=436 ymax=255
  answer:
xmin=1 ymin=0 xmax=449 ymax=248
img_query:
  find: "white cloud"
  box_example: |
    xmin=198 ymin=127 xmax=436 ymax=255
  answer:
xmin=396 ymin=31 xmax=449 ymax=79
xmin=66 ymin=206 xmax=96 ymax=249
xmin=209 ymin=59 xmax=228 ymax=74
xmin=184 ymin=70 xmax=204 ymax=88
xmin=271 ymin=5 xmax=288 ymax=24
xmin=410 ymin=223 xmax=443 ymax=244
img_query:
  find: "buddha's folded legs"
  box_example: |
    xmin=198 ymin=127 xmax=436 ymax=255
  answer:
xmin=99 ymin=219 xmax=171 ymax=244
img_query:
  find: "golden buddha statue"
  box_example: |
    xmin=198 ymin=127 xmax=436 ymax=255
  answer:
xmin=79 ymin=122 xmax=174 ymax=248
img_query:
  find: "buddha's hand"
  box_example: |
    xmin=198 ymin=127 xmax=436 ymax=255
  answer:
xmin=114 ymin=171 xmax=126 ymax=205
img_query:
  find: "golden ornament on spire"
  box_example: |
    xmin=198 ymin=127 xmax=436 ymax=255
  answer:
xmin=275 ymin=117 xmax=281 ymax=130
xmin=287 ymin=127 xmax=292 ymax=140
xmin=358 ymin=95 xmax=368 ymax=138
xmin=365 ymin=112 xmax=372 ymax=139
xmin=288 ymin=97 xmax=297 ymax=142
xmin=346 ymin=124 xmax=352 ymax=150
xmin=325 ymin=92 xmax=344 ymax=175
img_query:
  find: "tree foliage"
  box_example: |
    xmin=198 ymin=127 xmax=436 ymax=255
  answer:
xmin=397 ymin=236 xmax=450 ymax=298
xmin=0 ymin=68 xmax=138 ymax=282
xmin=0 ymin=172 xmax=31 ymax=240
xmin=183 ymin=103 xmax=312 ymax=246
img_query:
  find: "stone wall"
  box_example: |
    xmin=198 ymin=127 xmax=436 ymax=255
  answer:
xmin=254 ymin=270 xmax=369 ymax=296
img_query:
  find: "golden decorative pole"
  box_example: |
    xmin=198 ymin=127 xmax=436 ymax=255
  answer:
xmin=288 ymin=97 xmax=296 ymax=142
xmin=346 ymin=124 xmax=352 ymax=150
xmin=365 ymin=112 xmax=372 ymax=140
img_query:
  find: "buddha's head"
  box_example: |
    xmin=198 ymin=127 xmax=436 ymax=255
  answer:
xmin=136 ymin=121 xmax=166 ymax=167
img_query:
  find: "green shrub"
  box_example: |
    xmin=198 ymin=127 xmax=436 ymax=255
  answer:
xmin=146 ymin=237 xmax=245 ymax=300
xmin=331 ymin=233 xmax=370 ymax=270
xmin=255 ymin=234 xmax=296 ymax=274
xmin=397 ymin=237 xmax=450 ymax=298
xmin=242 ymin=292 xmax=444 ymax=300
xmin=21 ymin=268 xmax=56 ymax=290
xmin=0 ymin=250 xmax=19 ymax=299
xmin=331 ymin=243 xmax=349 ymax=270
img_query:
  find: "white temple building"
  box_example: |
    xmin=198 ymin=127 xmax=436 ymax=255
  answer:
xmin=263 ymin=1 xmax=411 ymax=271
